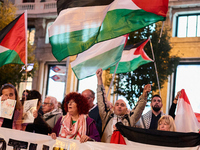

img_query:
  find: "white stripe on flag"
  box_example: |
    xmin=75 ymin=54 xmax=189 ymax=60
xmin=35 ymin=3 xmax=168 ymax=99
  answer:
xmin=49 ymin=0 xmax=140 ymax=37
xmin=120 ymin=48 xmax=140 ymax=62
xmin=70 ymin=36 xmax=126 ymax=68
xmin=0 ymin=45 xmax=9 ymax=53
xmin=175 ymin=90 xmax=200 ymax=133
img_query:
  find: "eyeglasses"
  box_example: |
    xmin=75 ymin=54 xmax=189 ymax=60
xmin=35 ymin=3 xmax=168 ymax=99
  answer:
xmin=42 ymin=102 xmax=52 ymax=105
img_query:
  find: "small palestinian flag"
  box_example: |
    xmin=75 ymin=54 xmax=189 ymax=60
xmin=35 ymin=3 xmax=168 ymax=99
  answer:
xmin=0 ymin=12 xmax=27 ymax=67
xmin=110 ymin=38 xmax=153 ymax=74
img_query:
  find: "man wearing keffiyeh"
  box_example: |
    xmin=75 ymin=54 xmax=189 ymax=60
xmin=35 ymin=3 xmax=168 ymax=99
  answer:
xmin=96 ymin=68 xmax=151 ymax=143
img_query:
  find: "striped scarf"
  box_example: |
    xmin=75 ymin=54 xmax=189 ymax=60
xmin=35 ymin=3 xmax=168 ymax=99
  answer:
xmin=59 ymin=113 xmax=87 ymax=140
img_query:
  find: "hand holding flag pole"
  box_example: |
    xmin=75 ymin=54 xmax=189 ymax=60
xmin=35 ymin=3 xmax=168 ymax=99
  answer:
xmin=106 ymin=62 xmax=119 ymax=98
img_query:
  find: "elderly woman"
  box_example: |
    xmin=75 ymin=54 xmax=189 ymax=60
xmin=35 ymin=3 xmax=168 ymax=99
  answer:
xmin=0 ymin=83 xmax=23 ymax=130
xmin=50 ymin=92 xmax=100 ymax=142
xmin=157 ymin=115 xmax=176 ymax=132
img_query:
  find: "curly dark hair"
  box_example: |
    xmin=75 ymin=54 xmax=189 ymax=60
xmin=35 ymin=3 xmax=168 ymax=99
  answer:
xmin=64 ymin=92 xmax=89 ymax=114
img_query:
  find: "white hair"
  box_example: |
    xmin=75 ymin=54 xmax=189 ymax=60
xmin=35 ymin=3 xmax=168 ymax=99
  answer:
xmin=47 ymin=96 xmax=58 ymax=109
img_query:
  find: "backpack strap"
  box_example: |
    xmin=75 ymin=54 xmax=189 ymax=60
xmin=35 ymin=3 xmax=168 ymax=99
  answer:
xmin=102 ymin=113 xmax=114 ymax=135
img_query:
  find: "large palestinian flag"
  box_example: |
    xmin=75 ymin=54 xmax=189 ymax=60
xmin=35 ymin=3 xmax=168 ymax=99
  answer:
xmin=49 ymin=0 xmax=168 ymax=62
xmin=116 ymin=122 xmax=200 ymax=148
xmin=0 ymin=13 xmax=26 ymax=67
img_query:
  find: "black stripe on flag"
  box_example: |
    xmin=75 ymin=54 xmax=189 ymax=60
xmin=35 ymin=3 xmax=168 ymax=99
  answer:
xmin=116 ymin=122 xmax=200 ymax=147
xmin=123 ymin=39 xmax=148 ymax=51
xmin=57 ymin=0 xmax=114 ymax=15
xmin=0 ymin=13 xmax=23 ymax=44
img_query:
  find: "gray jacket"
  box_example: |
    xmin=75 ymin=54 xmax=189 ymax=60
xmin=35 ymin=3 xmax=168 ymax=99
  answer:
xmin=97 ymin=85 xmax=147 ymax=143
xmin=43 ymin=109 xmax=62 ymax=129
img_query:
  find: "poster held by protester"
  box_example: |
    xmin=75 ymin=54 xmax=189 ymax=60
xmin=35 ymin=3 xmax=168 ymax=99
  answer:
xmin=0 ymin=98 xmax=16 ymax=119
xmin=22 ymin=99 xmax=38 ymax=123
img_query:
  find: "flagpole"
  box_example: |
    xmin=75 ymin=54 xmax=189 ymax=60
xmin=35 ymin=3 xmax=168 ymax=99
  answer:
xmin=149 ymin=38 xmax=161 ymax=96
xmin=158 ymin=21 xmax=165 ymax=43
xmin=106 ymin=62 xmax=119 ymax=98
xmin=24 ymin=10 xmax=28 ymax=101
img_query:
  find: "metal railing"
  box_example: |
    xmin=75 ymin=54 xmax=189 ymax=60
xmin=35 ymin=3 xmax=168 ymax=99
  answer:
xmin=16 ymin=1 xmax=57 ymax=14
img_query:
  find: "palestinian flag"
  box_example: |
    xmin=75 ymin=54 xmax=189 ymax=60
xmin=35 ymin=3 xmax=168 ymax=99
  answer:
xmin=70 ymin=35 xmax=128 ymax=80
xmin=0 ymin=13 xmax=27 ymax=67
xmin=49 ymin=0 xmax=168 ymax=62
xmin=110 ymin=39 xmax=153 ymax=74
xmin=116 ymin=122 xmax=200 ymax=148
xmin=175 ymin=89 xmax=200 ymax=133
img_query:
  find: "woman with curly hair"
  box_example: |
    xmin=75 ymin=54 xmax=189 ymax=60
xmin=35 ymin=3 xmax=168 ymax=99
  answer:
xmin=157 ymin=115 xmax=176 ymax=132
xmin=50 ymin=92 xmax=100 ymax=142
xmin=0 ymin=83 xmax=23 ymax=130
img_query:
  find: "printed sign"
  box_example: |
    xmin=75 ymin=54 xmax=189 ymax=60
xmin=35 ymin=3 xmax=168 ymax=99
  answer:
xmin=22 ymin=99 xmax=38 ymax=123
xmin=0 ymin=99 xmax=16 ymax=119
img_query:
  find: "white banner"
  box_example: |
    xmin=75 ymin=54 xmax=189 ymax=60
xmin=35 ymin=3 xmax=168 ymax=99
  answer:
xmin=0 ymin=127 xmax=199 ymax=150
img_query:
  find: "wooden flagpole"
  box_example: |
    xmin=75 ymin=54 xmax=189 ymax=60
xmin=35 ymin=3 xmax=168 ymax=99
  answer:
xmin=149 ymin=38 xmax=161 ymax=96
xmin=24 ymin=10 xmax=28 ymax=101
xmin=158 ymin=21 xmax=165 ymax=43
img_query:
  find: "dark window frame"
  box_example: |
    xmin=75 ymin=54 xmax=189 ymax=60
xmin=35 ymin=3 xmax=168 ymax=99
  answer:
xmin=175 ymin=14 xmax=200 ymax=37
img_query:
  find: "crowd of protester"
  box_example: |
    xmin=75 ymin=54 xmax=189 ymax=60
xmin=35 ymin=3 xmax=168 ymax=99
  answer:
xmin=0 ymin=68 xmax=181 ymax=144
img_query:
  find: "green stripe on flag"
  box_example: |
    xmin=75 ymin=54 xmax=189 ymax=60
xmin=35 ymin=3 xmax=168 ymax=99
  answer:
xmin=110 ymin=55 xmax=152 ymax=74
xmin=72 ymin=44 xmax=124 ymax=80
xmin=0 ymin=50 xmax=24 ymax=67
xmin=96 ymin=9 xmax=165 ymax=42
xmin=50 ymin=9 xmax=165 ymax=61
xmin=50 ymin=27 xmax=98 ymax=62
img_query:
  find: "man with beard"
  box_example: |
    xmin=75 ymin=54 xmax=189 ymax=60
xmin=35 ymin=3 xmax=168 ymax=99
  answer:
xmin=136 ymin=95 xmax=165 ymax=129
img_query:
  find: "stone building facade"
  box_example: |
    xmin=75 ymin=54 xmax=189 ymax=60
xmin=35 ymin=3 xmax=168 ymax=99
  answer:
xmin=15 ymin=0 xmax=200 ymax=112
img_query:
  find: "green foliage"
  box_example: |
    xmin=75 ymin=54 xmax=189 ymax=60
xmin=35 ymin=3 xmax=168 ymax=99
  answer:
xmin=0 ymin=1 xmax=38 ymax=87
xmin=0 ymin=0 xmax=16 ymax=30
xmin=110 ymin=23 xmax=180 ymax=108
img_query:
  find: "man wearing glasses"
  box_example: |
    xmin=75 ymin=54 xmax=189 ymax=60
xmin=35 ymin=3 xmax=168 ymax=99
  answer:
xmin=42 ymin=96 xmax=62 ymax=129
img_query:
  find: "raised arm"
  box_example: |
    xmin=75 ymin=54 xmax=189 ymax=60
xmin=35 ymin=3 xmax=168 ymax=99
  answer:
xmin=169 ymin=91 xmax=181 ymax=119
xmin=129 ymin=84 xmax=151 ymax=126
xmin=96 ymin=69 xmax=110 ymax=122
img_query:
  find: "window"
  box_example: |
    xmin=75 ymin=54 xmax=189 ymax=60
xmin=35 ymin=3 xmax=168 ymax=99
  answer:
xmin=176 ymin=14 xmax=200 ymax=37
xmin=78 ymin=76 xmax=97 ymax=103
xmin=23 ymin=0 xmax=34 ymax=3
xmin=45 ymin=22 xmax=53 ymax=44
xmin=173 ymin=63 xmax=200 ymax=113
xmin=46 ymin=64 xmax=67 ymax=102
xmin=27 ymin=26 xmax=35 ymax=45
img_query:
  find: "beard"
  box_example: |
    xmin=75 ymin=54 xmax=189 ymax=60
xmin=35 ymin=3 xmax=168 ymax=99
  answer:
xmin=152 ymin=105 xmax=161 ymax=112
